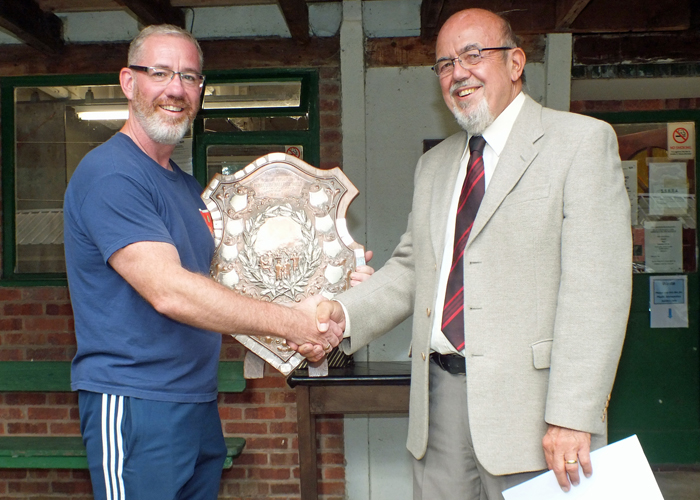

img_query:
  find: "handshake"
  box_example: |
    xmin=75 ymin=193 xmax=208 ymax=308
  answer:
xmin=285 ymin=251 xmax=373 ymax=363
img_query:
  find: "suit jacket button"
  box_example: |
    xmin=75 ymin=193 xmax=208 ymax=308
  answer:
xmin=421 ymin=352 xmax=426 ymax=361
xmin=426 ymin=308 xmax=431 ymax=317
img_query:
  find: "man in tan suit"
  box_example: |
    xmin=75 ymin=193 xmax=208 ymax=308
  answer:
xmin=315 ymin=8 xmax=632 ymax=500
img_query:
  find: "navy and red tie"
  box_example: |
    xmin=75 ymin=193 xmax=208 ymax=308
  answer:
xmin=441 ymin=135 xmax=486 ymax=351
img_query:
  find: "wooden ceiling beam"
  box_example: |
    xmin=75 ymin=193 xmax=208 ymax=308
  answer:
xmin=0 ymin=37 xmax=340 ymax=77
xmin=276 ymin=0 xmax=309 ymax=42
xmin=420 ymin=0 xmax=445 ymax=42
xmin=114 ymin=0 xmax=185 ymax=27
xmin=0 ymin=0 xmax=63 ymax=54
xmin=555 ymin=0 xmax=591 ymax=29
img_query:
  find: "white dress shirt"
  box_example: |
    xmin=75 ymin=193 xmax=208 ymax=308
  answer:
xmin=431 ymin=92 xmax=526 ymax=355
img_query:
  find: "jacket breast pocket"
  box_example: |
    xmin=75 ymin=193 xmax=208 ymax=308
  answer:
xmin=530 ymin=339 xmax=553 ymax=369
xmin=500 ymin=184 xmax=550 ymax=208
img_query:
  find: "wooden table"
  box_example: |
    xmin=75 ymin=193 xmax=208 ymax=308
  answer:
xmin=288 ymin=362 xmax=411 ymax=500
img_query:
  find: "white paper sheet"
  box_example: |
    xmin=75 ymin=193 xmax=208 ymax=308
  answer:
xmin=502 ymin=435 xmax=664 ymax=500
xmin=644 ymin=221 xmax=683 ymax=273
xmin=621 ymin=160 xmax=638 ymax=226
xmin=650 ymin=275 xmax=689 ymax=328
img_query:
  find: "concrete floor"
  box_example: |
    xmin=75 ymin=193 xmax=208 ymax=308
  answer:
xmin=654 ymin=470 xmax=700 ymax=499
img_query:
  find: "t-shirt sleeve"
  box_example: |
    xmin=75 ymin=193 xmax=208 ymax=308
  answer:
xmin=79 ymin=172 xmax=175 ymax=263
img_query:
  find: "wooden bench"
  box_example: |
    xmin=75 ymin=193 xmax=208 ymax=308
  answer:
xmin=0 ymin=361 xmax=246 ymax=469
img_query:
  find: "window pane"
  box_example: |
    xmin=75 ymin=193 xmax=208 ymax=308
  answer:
xmin=204 ymin=115 xmax=309 ymax=132
xmin=612 ymin=121 xmax=697 ymax=273
xmin=202 ymin=82 xmax=302 ymax=110
xmin=206 ymin=144 xmax=304 ymax=182
xmin=14 ymin=84 xmax=127 ymax=273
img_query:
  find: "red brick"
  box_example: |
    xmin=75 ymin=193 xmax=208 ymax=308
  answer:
xmin=221 ymin=391 xmax=265 ymax=404
xmin=4 ymin=303 xmax=43 ymax=316
xmin=48 ymin=392 xmax=79 ymax=405
xmin=7 ymin=422 xmax=48 ymax=434
xmin=320 ymin=66 xmax=340 ymax=80
xmin=244 ymin=406 xmax=287 ymax=420
xmin=218 ymin=406 xmax=244 ymax=419
xmin=319 ymin=480 xmax=345 ymax=495
xmin=47 ymin=332 xmax=77 ymax=345
xmin=270 ymin=482 xmax=300 ymax=494
xmin=323 ymin=466 xmax=345 ymax=480
xmin=322 ymin=436 xmax=344 ymax=449
xmin=8 ymin=480 xmax=50 ymax=493
xmin=24 ymin=317 xmax=69 ymax=331
xmin=221 ymin=466 xmax=246 ymax=480
xmin=246 ymin=437 xmax=290 ymax=450
xmin=0 ymin=470 xmax=27 ymax=479
xmin=26 ymin=347 xmax=71 ymax=360
xmin=247 ymin=375 xmax=287 ymax=389
xmin=318 ymin=452 xmax=345 ymax=464
xmin=28 ymin=406 xmax=69 ymax=420
xmin=320 ymin=99 xmax=340 ymax=112
xmin=0 ymin=288 xmax=21 ymax=301
xmin=623 ymin=99 xmax=664 ymax=111
xmin=269 ymin=421 xmax=297 ymax=434
xmin=320 ymin=82 xmax=340 ymax=97
xmin=269 ymin=391 xmax=297 ymax=404
xmin=5 ymin=393 xmax=47 ymax=405
xmin=248 ymin=467 xmax=291 ymax=480
xmin=50 ymin=422 xmax=82 ymax=434
xmin=0 ymin=318 xmax=22 ymax=331
xmin=317 ymin=418 xmax=343 ymax=434
xmin=232 ymin=452 xmax=268 ymax=466
xmin=0 ymin=349 xmax=23 ymax=361
xmin=269 ymin=452 xmax=298 ymax=466
xmin=51 ymin=480 xmax=93 ymax=494
xmin=224 ymin=422 xmax=267 ymax=434
xmin=4 ymin=332 xmax=47 ymax=345
xmin=0 ymin=408 xmax=24 ymax=419
xmin=22 ymin=287 xmax=69 ymax=301
xmin=45 ymin=303 xmax=74 ymax=316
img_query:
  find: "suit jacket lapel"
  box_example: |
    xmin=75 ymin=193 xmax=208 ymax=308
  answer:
xmin=467 ymin=96 xmax=545 ymax=247
xmin=429 ymin=132 xmax=467 ymax=267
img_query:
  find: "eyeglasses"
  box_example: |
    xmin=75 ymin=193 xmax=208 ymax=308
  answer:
xmin=129 ymin=65 xmax=205 ymax=89
xmin=432 ymin=47 xmax=514 ymax=77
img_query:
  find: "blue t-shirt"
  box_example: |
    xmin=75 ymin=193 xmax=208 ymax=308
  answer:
xmin=64 ymin=133 xmax=220 ymax=403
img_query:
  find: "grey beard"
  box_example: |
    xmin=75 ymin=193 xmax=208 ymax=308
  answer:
xmin=132 ymin=106 xmax=190 ymax=145
xmin=452 ymin=97 xmax=494 ymax=136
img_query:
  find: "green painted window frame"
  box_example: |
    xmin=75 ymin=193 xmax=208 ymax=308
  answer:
xmin=0 ymin=69 xmax=320 ymax=286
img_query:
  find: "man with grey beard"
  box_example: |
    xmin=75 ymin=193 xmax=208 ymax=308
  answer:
xmin=316 ymin=8 xmax=632 ymax=500
xmin=64 ymin=25 xmax=345 ymax=500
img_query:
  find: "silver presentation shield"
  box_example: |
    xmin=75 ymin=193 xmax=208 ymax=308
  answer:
xmin=201 ymin=153 xmax=363 ymax=377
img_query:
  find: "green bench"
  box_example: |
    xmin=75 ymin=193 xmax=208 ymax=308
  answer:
xmin=0 ymin=361 xmax=246 ymax=469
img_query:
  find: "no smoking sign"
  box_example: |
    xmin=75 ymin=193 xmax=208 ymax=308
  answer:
xmin=667 ymin=122 xmax=695 ymax=159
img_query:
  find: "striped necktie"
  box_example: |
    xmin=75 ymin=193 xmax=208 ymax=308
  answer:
xmin=441 ymin=135 xmax=486 ymax=351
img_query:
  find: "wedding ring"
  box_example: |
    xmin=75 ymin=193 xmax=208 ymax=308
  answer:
xmin=325 ymin=343 xmax=332 ymax=351
xmin=565 ymin=459 xmax=578 ymax=465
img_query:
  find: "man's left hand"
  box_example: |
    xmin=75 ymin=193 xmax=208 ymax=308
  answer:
xmin=542 ymin=425 xmax=592 ymax=492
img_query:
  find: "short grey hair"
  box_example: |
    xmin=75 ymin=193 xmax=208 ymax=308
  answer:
xmin=128 ymin=24 xmax=203 ymax=70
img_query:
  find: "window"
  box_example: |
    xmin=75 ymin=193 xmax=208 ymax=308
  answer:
xmin=1 ymin=70 xmax=319 ymax=285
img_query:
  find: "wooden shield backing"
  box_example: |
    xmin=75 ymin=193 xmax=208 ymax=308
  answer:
xmin=201 ymin=153 xmax=363 ymax=376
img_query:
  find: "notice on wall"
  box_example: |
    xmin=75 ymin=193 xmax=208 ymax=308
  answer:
xmin=172 ymin=138 xmax=194 ymax=175
xmin=644 ymin=221 xmax=683 ymax=273
xmin=650 ymin=275 xmax=688 ymax=328
xmin=648 ymin=162 xmax=688 ymax=216
xmin=667 ymin=122 xmax=695 ymax=160
xmin=621 ymin=160 xmax=638 ymax=225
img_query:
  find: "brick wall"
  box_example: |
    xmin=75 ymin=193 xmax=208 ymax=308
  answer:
xmin=0 ymin=61 xmax=344 ymax=500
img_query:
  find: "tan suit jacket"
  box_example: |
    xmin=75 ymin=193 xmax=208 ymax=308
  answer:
xmin=338 ymin=95 xmax=632 ymax=475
